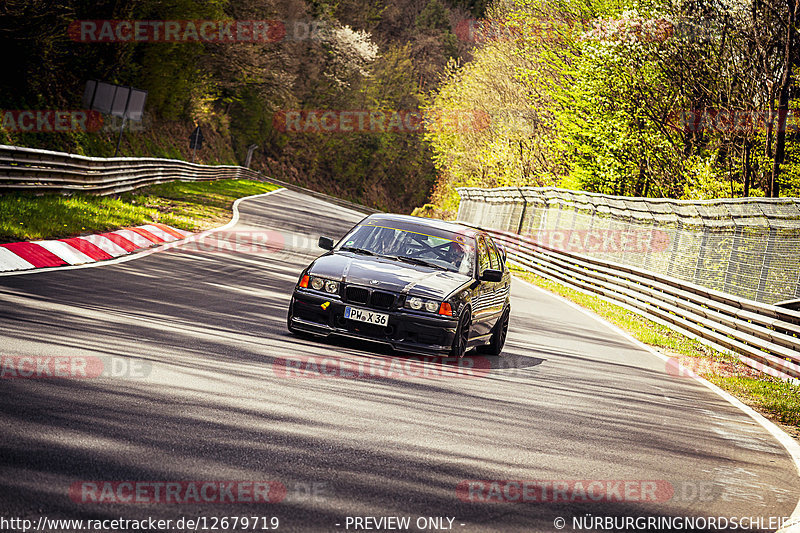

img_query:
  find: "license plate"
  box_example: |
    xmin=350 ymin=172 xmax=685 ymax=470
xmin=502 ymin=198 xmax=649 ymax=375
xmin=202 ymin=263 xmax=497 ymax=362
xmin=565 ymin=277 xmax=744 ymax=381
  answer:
xmin=344 ymin=306 xmax=389 ymax=326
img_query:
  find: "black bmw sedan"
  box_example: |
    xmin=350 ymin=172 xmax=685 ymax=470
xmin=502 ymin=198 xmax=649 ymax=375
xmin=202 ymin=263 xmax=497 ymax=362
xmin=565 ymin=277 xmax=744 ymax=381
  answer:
xmin=287 ymin=213 xmax=511 ymax=357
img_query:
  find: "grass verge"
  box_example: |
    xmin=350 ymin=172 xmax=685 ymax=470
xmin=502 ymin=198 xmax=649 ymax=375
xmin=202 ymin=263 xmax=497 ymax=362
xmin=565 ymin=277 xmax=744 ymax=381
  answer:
xmin=512 ymin=266 xmax=800 ymax=438
xmin=0 ymin=179 xmax=279 ymax=243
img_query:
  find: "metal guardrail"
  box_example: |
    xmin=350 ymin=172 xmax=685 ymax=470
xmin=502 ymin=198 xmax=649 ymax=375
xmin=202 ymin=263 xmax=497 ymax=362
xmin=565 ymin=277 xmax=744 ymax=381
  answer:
xmin=484 ymin=227 xmax=800 ymax=383
xmin=0 ymin=144 xmax=380 ymax=214
xmin=456 ymin=186 xmax=800 ymax=382
xmin=457 ymin=186 xmax=800 ymax=305
xmin=0 ymin=144 xmax=252 ymax=195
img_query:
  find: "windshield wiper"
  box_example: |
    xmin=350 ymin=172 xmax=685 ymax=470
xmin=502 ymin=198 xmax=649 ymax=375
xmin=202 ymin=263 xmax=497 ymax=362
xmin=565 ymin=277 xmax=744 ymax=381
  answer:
xmin=392 ymin=255 xmax=447 ymax=271
xmin=340 ymin=246 xmax=375 ymax=256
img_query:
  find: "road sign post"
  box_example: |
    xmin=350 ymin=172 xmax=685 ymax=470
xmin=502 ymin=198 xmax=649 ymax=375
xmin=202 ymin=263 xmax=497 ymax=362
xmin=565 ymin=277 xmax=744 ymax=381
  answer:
xmin=189 ymin=126 xmax=204 ymax=163
xmin=83 ymin=80 xmax=147 ymax=157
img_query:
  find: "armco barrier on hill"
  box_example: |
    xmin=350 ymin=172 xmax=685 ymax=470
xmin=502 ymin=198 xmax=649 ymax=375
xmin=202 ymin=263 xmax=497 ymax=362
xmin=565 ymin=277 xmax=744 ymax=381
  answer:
xmin=457 ymin=186 xmax=800 ymax=382
xmin=0 ymin=144 xmax=379 ymax=215
xmin=457 ymin=186 xmax=800 ymax=305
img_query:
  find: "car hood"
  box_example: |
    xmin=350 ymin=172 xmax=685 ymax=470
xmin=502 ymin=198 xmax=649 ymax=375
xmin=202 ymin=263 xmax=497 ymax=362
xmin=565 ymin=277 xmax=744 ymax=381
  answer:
xmin=308 ymin=252 xmax=471 ymax=300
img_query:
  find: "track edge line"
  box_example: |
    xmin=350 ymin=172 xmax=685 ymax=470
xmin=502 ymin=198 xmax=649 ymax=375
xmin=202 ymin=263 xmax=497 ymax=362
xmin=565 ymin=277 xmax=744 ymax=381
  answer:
xmin=512 ymin=274 xmax=800 ymax=532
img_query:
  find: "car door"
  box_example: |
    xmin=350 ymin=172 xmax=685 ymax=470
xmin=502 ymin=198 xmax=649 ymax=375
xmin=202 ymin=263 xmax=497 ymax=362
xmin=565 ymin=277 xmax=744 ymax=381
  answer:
xmin=486 ymin=236 xmax=509 ymax=320
xmin=470 ymin=235 xmax=495 ymax=338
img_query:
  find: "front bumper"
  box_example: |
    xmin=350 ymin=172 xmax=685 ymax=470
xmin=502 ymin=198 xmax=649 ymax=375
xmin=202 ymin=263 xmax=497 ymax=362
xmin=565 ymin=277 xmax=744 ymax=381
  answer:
xmin=288 ymin=289 xmax=458 ymax=355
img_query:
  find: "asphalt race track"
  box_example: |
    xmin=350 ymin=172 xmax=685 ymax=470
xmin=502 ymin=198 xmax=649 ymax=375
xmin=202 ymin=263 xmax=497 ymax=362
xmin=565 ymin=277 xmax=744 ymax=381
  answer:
xmin=0 ymin=189 xmax=797 ymax=532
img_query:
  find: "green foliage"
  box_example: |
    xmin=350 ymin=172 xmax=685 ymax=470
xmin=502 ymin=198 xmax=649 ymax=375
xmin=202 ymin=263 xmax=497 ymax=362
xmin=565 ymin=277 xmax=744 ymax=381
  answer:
xmin=424 ymin=21 xmax=566 ymax=210
xmin=708 ymin=376 xmax=800 ymax=427
xmin=417 ymin=0 xmax=452 ymax=31
xmin=425 ymin=0 xmax=800 ymax=204
xmin=1 ymin=0 xmax=472 ymax=212
xmin=552 ymin=20 xmax=687 ymax=196
xmin=447 ymin=0 xmax=491 ymax=17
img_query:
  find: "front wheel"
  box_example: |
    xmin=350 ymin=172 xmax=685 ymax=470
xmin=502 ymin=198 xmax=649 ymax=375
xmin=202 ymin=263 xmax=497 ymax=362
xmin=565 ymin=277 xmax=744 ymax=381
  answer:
xmin=450 ymin=310 xmax=471 ymax=359
xmin=480 ymin=306 xmax=509 ymax=356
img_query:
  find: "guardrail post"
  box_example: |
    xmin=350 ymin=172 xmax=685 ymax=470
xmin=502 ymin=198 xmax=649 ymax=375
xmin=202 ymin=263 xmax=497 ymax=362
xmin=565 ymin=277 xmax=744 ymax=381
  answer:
xmin=516 ymin=188 xmax=528 ymax=235
xmin=456 ymin=191 xmax=465 ymax=222
xmin=692 ymin=224 xmax=711 ymax=285
xmin=667 ymin=220 xmax=683 ymax=277
xmin=795 ymin=265 xmax=800 ymax=298
xmin=723 ymin=225 xmax=744 ymax=295
xmin=553 ymin=199 xmax=563 ymax=232
xmin=756 ymin=227 xmax=778 ymax=302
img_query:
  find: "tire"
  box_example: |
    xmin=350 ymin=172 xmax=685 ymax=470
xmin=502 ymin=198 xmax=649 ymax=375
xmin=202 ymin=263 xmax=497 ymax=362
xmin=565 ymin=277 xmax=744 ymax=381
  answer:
xmin=480 ymin=305 xmax=509 ymax=356
xmin=450 ymin=309 xmax=471 ymax=359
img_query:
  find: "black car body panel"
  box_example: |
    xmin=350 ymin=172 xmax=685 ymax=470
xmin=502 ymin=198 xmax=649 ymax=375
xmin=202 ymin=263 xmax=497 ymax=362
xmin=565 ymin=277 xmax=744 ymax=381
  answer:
xmin=287 ymin=213 xmax=511 ymax=355
xmin=310 ymin=253 xmax=472 ymax=299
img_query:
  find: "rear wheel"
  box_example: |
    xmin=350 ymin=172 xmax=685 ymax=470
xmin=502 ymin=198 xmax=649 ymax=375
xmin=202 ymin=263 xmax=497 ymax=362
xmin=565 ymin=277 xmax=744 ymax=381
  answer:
xmin=450 ymin=309 xmax=471 ymax=359
xmin=480 ymin=305 xmax=509 ymax=356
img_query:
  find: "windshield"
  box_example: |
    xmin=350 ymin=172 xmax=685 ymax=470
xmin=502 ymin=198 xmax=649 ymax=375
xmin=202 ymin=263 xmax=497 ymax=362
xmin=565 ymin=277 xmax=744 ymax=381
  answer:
xmin=337 ymin=224 xmax=475 ymax=275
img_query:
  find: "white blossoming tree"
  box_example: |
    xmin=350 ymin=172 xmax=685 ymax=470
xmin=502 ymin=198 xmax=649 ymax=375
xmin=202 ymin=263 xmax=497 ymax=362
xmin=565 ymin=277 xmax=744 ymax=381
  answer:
xmin=319 ymin=23 xmax=380 ymax=87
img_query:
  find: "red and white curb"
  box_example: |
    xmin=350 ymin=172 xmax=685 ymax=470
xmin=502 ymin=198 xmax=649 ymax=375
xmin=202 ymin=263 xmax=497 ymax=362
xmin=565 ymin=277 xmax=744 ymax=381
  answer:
xmin=0 ymin=223 xmax=192 ymax=273
xmin=0 ymin=188 xmax=285 ymax=277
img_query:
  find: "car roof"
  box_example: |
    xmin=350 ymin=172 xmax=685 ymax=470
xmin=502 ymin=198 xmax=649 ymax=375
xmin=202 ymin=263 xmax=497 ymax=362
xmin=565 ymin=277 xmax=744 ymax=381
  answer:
xmin=362 ymin=213 xmax=481 ymax=238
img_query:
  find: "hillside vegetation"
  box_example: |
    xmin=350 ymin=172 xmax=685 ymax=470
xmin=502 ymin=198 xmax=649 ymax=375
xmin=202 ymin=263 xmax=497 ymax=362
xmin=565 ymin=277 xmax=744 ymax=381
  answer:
xmin=1 ymin=0 xmax=486 ymax=212
xmin=424 ymin=0 xmax=800 ymax=212
xmin=2 ymin=0 xmax=798 ymax=215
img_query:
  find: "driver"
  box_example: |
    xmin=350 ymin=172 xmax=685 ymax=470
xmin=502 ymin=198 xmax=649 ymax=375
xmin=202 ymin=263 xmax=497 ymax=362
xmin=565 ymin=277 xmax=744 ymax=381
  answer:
xmin=445 ymin=241 xmax=466 ymax=269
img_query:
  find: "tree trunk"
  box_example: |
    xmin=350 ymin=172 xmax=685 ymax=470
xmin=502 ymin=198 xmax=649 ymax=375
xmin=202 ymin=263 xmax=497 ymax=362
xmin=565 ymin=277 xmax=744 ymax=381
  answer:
xmin=765 ymin=99 xmax=775 ymax=196
xmin=743 ymin=141 xmax=751 ymax=197
xmin=770 ymin=0 xmax=799 ymax=197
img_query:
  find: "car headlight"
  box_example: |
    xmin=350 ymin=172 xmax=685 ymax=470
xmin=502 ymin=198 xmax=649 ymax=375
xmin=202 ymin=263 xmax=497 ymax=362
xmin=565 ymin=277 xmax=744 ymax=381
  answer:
xmin=405 ymin=296 xmax=441 ymax=313
xmin=305 ymin=276 xmax=340 ymax=295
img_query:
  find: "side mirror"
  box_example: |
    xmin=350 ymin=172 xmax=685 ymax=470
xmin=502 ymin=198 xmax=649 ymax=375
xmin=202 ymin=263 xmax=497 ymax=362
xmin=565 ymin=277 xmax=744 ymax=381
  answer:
xmin=318 ymin=236 xmax=335 ymax=250
xmin=480 ymin=269 xmax=503 ymax=282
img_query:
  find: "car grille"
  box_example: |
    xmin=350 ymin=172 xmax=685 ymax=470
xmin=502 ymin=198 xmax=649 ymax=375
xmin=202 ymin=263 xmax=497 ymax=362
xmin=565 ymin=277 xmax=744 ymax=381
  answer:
xmin=343 ymin=286 xmax=397 ymax=310
xmin=370 ymin=291 xmax=395 ymax=309
xmin=345 ymin=286 xmax=370 ymax=305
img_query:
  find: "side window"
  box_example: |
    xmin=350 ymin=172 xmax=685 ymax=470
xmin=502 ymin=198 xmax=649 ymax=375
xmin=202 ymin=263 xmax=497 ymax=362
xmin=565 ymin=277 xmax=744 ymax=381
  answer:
xmin=487 ymin=239 xmax=501 ymax=271
xmin=477 ymin=236 xmax=491 ymax=274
